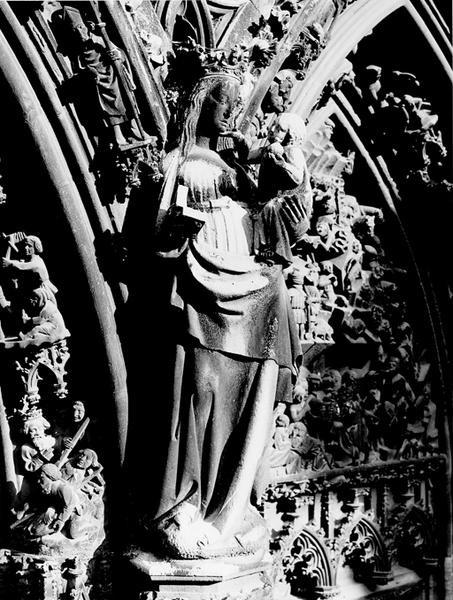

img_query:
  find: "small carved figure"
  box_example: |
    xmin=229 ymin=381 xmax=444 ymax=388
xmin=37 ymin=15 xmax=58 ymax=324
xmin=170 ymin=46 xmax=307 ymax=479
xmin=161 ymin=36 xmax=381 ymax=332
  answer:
xmin=254 ymin=112 xmax=313 ymax=265
xmin=61 ymin=449 xmax=104 ymax=494
xmin=296 ymin=215 xmax=336 ymax=261
xmin=270 ymin=412 xmax=292 ymax=469
xmin=55 ymin=400 xmax=92 ymax=453
xmin=355 ymin=64 xmax=383 ymax=109
xmin=13 ymin=463 xmax=102 ymax=546
xmin=52 ymin=5 xmax=141 ymax=147
xmin=287 ymin=258 xmax=308 ymax=341
xmin=360 ymin=379 xmax=385 ymax=457
xmin=291 ymin=365 xmax=310 ymax=418
xmin=288 ymin=421 xmax=327 ymax=472
xmin=302 ymin=260 xmax=334 ymax=342
xmin=2 ymin=235 xmax=58 ymax=304
xmin=262 ymin=70 xmax=295 ymax=114
xmin=18 ymin=411 xmax=57 ymax=476
xmin=21 ymin=289 xmax=69 ymax=344
xmin=138 ymin=30 xmax=166 ymax=73
xmin=14 ymin=409 xmax=58 ymax=516
xmin=305 ymin=286 xmax=334 ymax=343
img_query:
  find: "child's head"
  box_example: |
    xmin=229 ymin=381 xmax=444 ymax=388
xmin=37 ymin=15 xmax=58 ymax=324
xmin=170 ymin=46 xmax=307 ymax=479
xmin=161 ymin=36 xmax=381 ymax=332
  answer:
xmin=270 ymin=112 xmax=306 ymax=145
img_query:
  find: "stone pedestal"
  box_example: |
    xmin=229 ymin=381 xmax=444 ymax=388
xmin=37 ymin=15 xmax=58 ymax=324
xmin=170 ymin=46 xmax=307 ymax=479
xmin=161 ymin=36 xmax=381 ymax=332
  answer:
xmin=129 ymin=551 xmax=273 ymax=600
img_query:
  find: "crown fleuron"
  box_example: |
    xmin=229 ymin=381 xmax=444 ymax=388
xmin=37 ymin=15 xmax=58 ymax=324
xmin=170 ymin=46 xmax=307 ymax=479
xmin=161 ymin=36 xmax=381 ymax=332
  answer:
xmin=173 ymin=39 xmax=249 ymax=82
xmin=22 ymin=405 xmax=44 ymax=424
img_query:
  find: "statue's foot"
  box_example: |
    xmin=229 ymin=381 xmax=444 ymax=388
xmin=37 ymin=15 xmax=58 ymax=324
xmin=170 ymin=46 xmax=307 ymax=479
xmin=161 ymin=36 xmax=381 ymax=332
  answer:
xmin=154 ymin=502 xmax=220 ymax=558
xmin=154 ymin=503 xmax=268 ymax=560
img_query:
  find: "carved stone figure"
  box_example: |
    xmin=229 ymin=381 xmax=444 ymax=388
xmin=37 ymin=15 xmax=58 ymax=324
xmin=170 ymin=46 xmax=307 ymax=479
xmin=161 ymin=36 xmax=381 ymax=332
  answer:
xmin=0 ymin=234 xmax=66 ymax=345
xmin=149 ymin=67 xmax=301 ymax=559
xmin=61 ymin=448 xmax=105 ymax=513
xmin=287 ymin=258 xmax=308 ymax=341
xmin=301 ymin=260 xmax=334 ymax=343
xmin=54 ymin=400 xmax=92 ymax=454
xmin=288 ymin=421 xmax=327 ymax=472
xmin=254 ymin=112 xmax=313 ymax=266
xmin=18 ymin=410 xmax=57 ymax=477
xmin=270 ymin=411 xmax=292 ymax=469
xmin=52 ymin=4 xmax=141 ymax=147
xmin=12 ymin=462 xmax=103 ymax=555
xmin=262 ymin=70 xmax=295 ymax=114
xmin=21 ymin=289 xmax=69 ymax=345
xmin=2 ymin=235 xmax=58 ymax=305
xmin=14 ymin=409 xmax=58 ymax=518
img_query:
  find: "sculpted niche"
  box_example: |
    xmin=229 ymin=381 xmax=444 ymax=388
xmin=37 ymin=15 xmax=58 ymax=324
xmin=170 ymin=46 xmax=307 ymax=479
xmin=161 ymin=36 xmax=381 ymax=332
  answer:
xmin=147 ymin=62 xmax=309 ymax=560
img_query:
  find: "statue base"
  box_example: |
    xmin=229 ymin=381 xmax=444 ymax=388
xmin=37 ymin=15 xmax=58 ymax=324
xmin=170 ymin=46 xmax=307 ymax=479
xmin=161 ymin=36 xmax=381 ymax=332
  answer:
xmin=129 ymin=550 xmax=273 ymax=600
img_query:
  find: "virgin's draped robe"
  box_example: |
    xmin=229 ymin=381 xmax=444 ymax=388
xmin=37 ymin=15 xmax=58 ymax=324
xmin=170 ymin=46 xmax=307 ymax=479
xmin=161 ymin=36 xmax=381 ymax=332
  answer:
xmin=151 ymin=146 xmax=301 ymax=558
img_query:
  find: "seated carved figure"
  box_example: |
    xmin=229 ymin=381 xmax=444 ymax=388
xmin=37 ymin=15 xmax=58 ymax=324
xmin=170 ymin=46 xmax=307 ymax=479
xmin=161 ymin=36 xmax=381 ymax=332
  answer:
xmin=19 ymin=413 xmax=57 ymax=476
xmin=296 ymin=215 xmax=336 ymax=260
xmin=21 ymin=289 xmax=69 ymax=344
xmin=12 ymin=463 xmax=104 ymax=554
xmin=61 ymin=448 xmax=105 ymax=508
xmin=14 ymin=409 xmax=58 ymax=516
xmin=288 ymin=421 xmax=327 ymax=472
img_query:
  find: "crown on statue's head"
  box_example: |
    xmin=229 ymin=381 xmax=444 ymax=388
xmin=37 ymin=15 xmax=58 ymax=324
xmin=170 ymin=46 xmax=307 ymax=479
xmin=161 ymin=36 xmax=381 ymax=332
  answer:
xmin=173 ymin=39 xmax=249 ymax=83
xmin=22 ymin=405 xmax=44 ymax=425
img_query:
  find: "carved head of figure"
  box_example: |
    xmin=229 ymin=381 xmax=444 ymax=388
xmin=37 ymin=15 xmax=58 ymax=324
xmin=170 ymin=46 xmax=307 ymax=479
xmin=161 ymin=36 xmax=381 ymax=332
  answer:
xmin=304 ymin=260 xmax=320 ymax=286
xmin=289 ymin=402 xmax=306 ymax=423
xmin=23 ymin=413 xmax=51 ymax=444
xmin=387 ymin=354 xmax=401 ymax=374
xmin=339 ymin=195 xmax=360 ymax=228
xmin=52 ymin=5 xmax=92 ymax=53
xmin=38 ymin=463 xmax=62 ymax=494
xmin=26 ymin=289 xmax=47 ymax=316
xmin=315 ymin=215 xmax=333 ymax=240
xmin=66 ymin=6 xmax=92 ymax=41
xmin=23 ymin=235 xmax=43 ymax=259
xmin=322 ymin=369 xmax=342 ymax=392
xmin=198 ymin=78 xmax=238 ymax=137
xmin=269 ymin=112 xmax=306 ymax=146
xmin=72 ymin=400 xmax=86 ymax=424
xmin=289 ymin=421 xmax=308 ymax=451
xmin=180 ymin=74 xmax=240 ymax=155
xmin=75 ymin=448 xmax=99 ymax=470
xmin=275 ymin=413 xmax=290 ymax=429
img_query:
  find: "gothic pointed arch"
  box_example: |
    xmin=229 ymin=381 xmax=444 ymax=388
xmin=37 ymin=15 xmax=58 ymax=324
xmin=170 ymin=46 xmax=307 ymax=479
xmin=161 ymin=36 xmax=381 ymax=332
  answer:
xmin=338 ymin=515 xmax=392 ymax=586
xmin=279 ymin=526 xmax=336 ymax=597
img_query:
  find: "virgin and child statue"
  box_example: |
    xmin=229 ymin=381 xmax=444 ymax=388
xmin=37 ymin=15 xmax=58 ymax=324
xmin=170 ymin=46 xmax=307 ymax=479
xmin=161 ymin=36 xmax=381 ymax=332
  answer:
xmin=148 ymin=67 xmax=311 ymax=560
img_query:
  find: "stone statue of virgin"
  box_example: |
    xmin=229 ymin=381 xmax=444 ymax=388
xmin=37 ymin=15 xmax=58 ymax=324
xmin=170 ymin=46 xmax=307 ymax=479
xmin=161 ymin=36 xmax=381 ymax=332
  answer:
xmin=149 ymin=68 xmax=301 ymax=560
